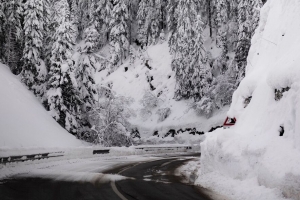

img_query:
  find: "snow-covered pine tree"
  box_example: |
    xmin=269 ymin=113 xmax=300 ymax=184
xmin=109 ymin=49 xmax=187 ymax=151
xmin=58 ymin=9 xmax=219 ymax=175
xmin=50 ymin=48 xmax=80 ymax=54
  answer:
xmin=4 ymin=0 xmax=24 ymax=75
xmin=0 ymin=0 xmax=5 ymax=61
xmin=172 ymin=0 xmax=209 ymax=101
xmin=190 ymin=15 xmax=212 ymax=102
xmin=47 ymin=0 xmax=81 ymax=135
xmin=22 ymin=0 xmax=47 ymax=98
xmin=215 ymin=0 xmax=228 ymax=61
xmin=197 ymin=0 xmax=212 ymax=37
xmin=125 ymin=0 xmax=135 ymax=45
xmin=250 ymin=0 xmax=263 ymax=36
xmin=226 ymin=0 xmax=238 ymax=50
xmin=42 ymin=0 xmax=51 ymax=60
xmin=167 ymin=0 xmax=179 ymax=55
xmin=157 ymin=0 xmax=167 ymax=31
xmin=44 ymin=0 xmax=63 ymax=68
xmin=76 ymin=25 xmax=98 ymax=126
xmin=92 ymin=0 xmax=113 ymax=46
xmin=148 ymin=0 xmax=161 ymax=45
xmin=70 ymin=0 xmax=79 ymax=42
xmin=136 ymin=0 xmax=164 ymax=46
xmin=77 ymin=0 xmax=95 ymax=39
xmin=109 ymin=0 xmax=129 ymax=66
xmin=235 ymin=0 xmax=251 ymax=83
xmin=136 ymin=0 xmax=150 ymax=46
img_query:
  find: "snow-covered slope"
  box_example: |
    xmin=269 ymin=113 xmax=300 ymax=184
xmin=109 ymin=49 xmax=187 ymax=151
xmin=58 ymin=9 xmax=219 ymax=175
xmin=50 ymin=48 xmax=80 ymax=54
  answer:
xmin=198 ymin=0 xmax=300 ymax=199
xmin=95 ymin=42 xmax=228 ymax=139
xmin=0 ymin=64 xmax=85 ymax=149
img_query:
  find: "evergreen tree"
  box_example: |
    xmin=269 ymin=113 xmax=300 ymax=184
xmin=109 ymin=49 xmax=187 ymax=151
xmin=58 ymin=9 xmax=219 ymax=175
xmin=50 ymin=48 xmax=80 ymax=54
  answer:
xmin=78 ymin=0 xmax=95 ymax=39
xmin=47 ymin=0 xmax=81 ymax=134
xmin=109 ymin=0 xmax=129 ymax=66
xmin=215 ymin=0 xmax=228 ymax=60
xmin=136 ymin=0 xmax=150 ymax=46
xmin=76 ymin=25 xmax=98 ymax=120
xmin=42 ymin=0 xmax=51 ymax=60
xmin=4 ymin=0 xmax=24 ymax=74
xmin=44 ymin=0 xmax=63 ymax=68
xmin=172 ymin=0 xmax=197 ymax=99
xmin=167 ymin=0 xmax=179 ymax=54
xmin=136 ymin=0 xmax=164 ymax=46
xmin=235 ymin=0 xmax=251 ymax=82
xmin=148 ymin=0 xmax=161 ymax=45
xmin=0 ymin=0 xmax=5 ymax=61
xmin=92 ymin=0 xmax=113 ymax=46
xmin=250 ymin=0 xmax=263 ymax=35
xmin=172 ymin=1 xmax=210 ymax=101
xmin=22 ymin=0 xmax=47 ymax=98
xmin=190 ymin=15 xmax=212 ymax=102
xmin=70 ymin=0 xmax=79 ymax=42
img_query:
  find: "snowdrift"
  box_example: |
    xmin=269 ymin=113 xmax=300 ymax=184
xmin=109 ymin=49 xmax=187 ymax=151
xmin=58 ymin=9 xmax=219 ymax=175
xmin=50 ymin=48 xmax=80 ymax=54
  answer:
xmin=0 ymin=64 xmax=84 ymax=150
xmin=199 ymin=0 xmax=300 ymax=199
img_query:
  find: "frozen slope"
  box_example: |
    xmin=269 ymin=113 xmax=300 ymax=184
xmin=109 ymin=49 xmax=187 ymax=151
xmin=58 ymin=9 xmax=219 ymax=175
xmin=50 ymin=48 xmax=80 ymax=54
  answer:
xmin=0 ymin=64 xmax=85 ymax=149
xmin=198 ymin=0 xmax=300 ymax=199
xmin=95 ymin=42 xmax=228 ymax=138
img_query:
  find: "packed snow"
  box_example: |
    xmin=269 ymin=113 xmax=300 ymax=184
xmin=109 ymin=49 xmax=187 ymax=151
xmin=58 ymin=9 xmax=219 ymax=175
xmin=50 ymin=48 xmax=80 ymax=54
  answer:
xmin=0 ymin=64 xmax=85 ymax=149
xmin=197 ymin=0 xmax=300 ymax=199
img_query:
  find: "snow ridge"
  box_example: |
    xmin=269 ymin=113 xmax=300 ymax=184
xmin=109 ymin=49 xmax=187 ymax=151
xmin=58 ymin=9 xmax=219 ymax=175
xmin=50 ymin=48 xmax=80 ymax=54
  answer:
xmin=199 ymin=0 xmax=300 ymax=199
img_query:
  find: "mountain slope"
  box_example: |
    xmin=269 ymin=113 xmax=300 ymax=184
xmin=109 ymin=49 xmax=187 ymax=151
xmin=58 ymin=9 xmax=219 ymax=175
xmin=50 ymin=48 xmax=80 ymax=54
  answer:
xmin=95 ymin=41 xmax=228 ymax=140
xmin=0 ymin=64 xmax=84 ymax=149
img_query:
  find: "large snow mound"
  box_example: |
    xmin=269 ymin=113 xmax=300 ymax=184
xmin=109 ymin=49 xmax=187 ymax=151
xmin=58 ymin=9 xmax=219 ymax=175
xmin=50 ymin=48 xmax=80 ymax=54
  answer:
xmin=0 ymin=64 xmax=85 ymax=149
xmin=199 ymin=0 xmax=300 ymax=199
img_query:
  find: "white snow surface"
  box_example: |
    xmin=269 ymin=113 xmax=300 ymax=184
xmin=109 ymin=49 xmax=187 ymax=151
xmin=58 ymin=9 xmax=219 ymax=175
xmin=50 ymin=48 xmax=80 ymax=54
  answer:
xmin=198 ymin=1 xmax=300 ymax=200
xmin=0 ymin=64 xmax=85 ymax=149
xmin=95 ymin=41 xmax=228 ymax=139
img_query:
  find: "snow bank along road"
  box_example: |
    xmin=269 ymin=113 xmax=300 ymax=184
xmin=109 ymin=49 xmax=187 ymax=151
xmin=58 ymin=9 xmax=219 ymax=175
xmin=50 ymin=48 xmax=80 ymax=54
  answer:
xmin=0 ymin=153 xmax=212 ymax=200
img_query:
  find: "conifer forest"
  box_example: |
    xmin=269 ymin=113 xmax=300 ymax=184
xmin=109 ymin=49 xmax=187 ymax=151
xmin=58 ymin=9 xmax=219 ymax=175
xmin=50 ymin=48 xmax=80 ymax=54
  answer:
xmin=0 ymin=0 xmax=264 ymax=146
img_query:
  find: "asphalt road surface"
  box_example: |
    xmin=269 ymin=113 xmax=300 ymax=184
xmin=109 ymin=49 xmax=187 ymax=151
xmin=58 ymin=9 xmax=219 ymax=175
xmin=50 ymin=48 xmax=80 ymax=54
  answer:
xmin=0 ymin=153 xmax=212 ymax=200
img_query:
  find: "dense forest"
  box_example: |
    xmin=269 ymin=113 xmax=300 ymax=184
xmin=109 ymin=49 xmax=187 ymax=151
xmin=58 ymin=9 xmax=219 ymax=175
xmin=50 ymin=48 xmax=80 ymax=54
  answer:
xmin=0 ymin=0 xmax=264 ymax=146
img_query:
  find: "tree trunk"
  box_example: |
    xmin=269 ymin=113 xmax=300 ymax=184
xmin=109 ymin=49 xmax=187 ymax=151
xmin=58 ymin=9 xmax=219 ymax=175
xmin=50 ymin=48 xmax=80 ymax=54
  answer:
xmin=208 ymin=0 xmax=212 ymax=38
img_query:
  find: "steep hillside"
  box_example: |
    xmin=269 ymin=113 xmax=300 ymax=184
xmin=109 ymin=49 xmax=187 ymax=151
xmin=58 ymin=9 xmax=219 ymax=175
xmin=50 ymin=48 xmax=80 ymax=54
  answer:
xmin=0 ymin=64 xmax=85 ymax=149
xmin=198 ymin=0 xmax=300 ymax=199
xmin=95 ymin=41 xmax=228 ymax=141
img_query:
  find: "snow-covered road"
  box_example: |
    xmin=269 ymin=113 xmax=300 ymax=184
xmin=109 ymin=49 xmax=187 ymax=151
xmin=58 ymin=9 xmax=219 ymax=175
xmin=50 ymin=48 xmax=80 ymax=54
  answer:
xmin=0 ymin=153 xmax=212 ymax=200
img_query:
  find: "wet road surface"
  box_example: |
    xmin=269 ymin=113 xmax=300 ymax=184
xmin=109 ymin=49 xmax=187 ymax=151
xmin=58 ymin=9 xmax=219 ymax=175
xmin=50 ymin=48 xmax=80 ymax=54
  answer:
xmin=0 ymin=153 xmax=212 ymax=200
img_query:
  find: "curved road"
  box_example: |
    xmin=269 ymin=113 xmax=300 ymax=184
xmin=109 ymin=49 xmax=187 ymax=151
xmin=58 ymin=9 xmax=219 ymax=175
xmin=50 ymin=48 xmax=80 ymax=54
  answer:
xmin=0 ymin=153 xmax=212 ymax=200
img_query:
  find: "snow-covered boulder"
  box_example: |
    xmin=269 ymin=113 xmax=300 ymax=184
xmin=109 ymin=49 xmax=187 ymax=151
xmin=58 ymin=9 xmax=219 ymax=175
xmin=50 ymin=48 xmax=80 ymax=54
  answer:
xmin=199 ymin=0 xmax=300 ymax=199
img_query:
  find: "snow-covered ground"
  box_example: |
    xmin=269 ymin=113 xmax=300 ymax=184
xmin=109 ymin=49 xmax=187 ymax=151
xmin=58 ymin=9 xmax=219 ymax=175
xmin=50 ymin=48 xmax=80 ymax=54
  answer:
xmin=0 ymin=64 xmax=85 ymax=149
xmin=178 ymin=160 xmax=290 ymax=200
xmin=196 ymin=0 xmax=300 ymax=199
xmin=95 ymin=41 xmax=228 ymax=140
